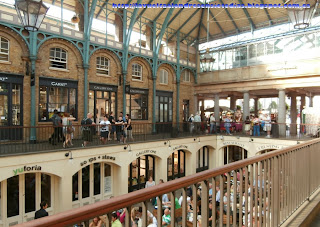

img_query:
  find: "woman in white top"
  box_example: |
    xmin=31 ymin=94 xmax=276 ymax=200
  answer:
xmin=100 ymin=114 xmax=111 ymax=144
xmin=62 ymin=113 xmax=75 ymax=148
xmin=145 ymin=176 xmax=155 ymax=188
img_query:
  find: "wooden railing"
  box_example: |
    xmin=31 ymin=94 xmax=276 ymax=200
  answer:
xmin=14 ymin=138 xmax=320 ymax=227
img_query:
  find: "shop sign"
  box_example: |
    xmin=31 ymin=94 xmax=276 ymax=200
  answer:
xmin=173 ymin=145 xmax=188 ymax=150
xmin=13 ymin=165 xmax=42 ymax=176
xmin=136 ymin=150 xmax=156 ymax=157
xmin=90 ymin=83 xmax=117 ymax=92
xmin=222 ymin=141 xmax=245 ymax=148
xmin=80 ymin=155 xmax=116 ymax=166
xmin=40 ymin=77 xmax=78 ymax=88
xmin=51 ymin=82 xmax=67 ymax=87
xmin=125 ymin=85 xmax=148 ymax=94
xmin=257 ymin=144 xmax=284 ymax=151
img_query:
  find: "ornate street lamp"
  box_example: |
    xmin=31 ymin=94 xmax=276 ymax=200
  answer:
xmin=15 ymin=0 xmax=49 ymax=31
xmin=287 ymin=0 xmax=319 ymax=29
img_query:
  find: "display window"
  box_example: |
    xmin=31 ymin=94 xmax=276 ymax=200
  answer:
xmin=39 ymin=77 xmax=78 ymax=121
xmin=196 ymin=146 xmax=209 ymax=173
xmin=125 ymin=86 xmax=148 ymax=120
xmin=167 ymin=150 xmax=185 ymax=181
xmin=128 ymin=155 xmax=154 ymax=192
xmin=224 ymin=146 xmax=248 ymax=164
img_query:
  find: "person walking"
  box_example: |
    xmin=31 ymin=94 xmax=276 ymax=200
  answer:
xmin=62 ymin=113 xmax=75 ymax=148
xmin=34 ymin=201 xmax=48 ymax=219
xmin=194 ymin=112 xmax=201 ymax=133
xmin=224 ymin=113 xmax=232 ymax=135
xmin=126 ymin=114 xmax=133 ymax=141
xmin=100 ymin=114 xmax=111 ymax=144
xmin=253 ymin=115 xmax=260 ymax=136
xmin=209 ymin=113 xmax=216 ymax=134
xmin=82 ymin=113 xmax=96 ymax=147
xmin=108 ymin=112 xmax=116 ymax=141
xmin=50 ymin=109 xmax=61 ymax=145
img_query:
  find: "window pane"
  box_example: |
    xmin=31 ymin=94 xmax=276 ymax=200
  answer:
xmin=47 ymin=87 xmax=70 ymax=118
xmin=72 ymin=172 xmax=79 ymax=201
xmin=0 ymin=95 xmax=8 ymax=126
xmin=50 ymin=48 xmax=67 ymax=69
xmin=25 ymin=173 xmax=36 ymax=213
xmin=94 ymin=163 xmax=101 ymax=195
xmin=82 ymin=166 xmax=90 ymax=198
xmin=41 ymin=174 xmax=51 ymax=207
xmin=39 ymin=86 xmax=47 ymax=121
xmin=7 ymin=176 xmax=19 ymax=217
xmin=104 ymin=164 xmax=111 ymax=194
xmin=69 ymin=88 xmax=76 ymax=117
xmin=167 ymin=155 xmax=172 ymax=177
xmin=131 ymin=160 xmax=138 ymax=186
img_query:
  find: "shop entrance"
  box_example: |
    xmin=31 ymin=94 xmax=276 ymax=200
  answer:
xmin=0 ymin=77 xmax=23 ymax=140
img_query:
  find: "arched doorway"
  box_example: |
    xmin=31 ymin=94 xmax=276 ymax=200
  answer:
xmin=167 ymin=150 xmax=185 ymax=181
xmin=224 ymin=146 xmax=248 ymax=164
xmin=72 ymin=163 xmax=113 ymax=206
xmin=128 ymin=155 xmax=155 ymax=192
xmin=196 ymin=146 xmax=209 ymax=173
xmin=2 ymin=172 xmax=55 ymax=225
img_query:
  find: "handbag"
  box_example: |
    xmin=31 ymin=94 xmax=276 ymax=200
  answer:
xmin=66 ymin=120 xmax=74 ymax=133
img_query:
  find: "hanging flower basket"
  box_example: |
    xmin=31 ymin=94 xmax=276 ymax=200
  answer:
xmin=71 ymin=15 xmax=80 ymax=23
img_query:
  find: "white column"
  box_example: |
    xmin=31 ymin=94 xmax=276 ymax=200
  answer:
xmin=290 ymin=93 xmax=297 ymax=135
xmin=243 ymin=91 xmax=250 ymax=120
xmin=230 ymin=95 xmax=236 ymax=111
xmin=58 ymin=175 xmax=73 ymax=212
xmin=278 ymin=89 xmax=286 ymax=137
xmin=214 ymin=94 xmax=220 ymax=127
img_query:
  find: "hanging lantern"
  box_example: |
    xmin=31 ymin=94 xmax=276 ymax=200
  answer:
xmin=288 ymin=0 xmax=319 ymax=29
xmin=15 ymin=0 xmax=49 ymax=31
xmin=200 ymin=48 xmax=215 ymax=72
xmin=71 ymin=14 xmax=80 ymax=23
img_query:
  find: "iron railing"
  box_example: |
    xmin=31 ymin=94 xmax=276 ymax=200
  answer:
xmin=14 ymin=138 xmax=320 ymax=227
xmin=0 ymin=122 xmax=318 ymax=156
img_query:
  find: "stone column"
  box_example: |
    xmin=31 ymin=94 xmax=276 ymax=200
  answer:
xmin=243 ymin=91 xmax=250 ymax=121
xmin=214 ymin=94 xmax=220 ymax=126
xmin=230 ymin=95 xmax=236 ymax=111
xmin=290 ymin=93 xmax=297 ymax=135
xmin=200 ymin=99 xmax=205 ymax=120
xmin=58 ymin=175 xmax=73 ymax=212
xmin=194 ymin=95 xmax=198 ymax=115
xmin=300 ymin=95 xmax=306 ymax=133
xmin=278 ymin=89 xmax=286 ymax=137
xmin=254 ymin=98 xmax=259 ymax=116
xmin=309 ymin=95 xmax=314 ymax=107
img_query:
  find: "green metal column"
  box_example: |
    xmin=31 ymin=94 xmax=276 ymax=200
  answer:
xmin=122 ymin=9 xmax=127 ymax=115
xmin=29 ymin=31 xmax=37 ymax=143
xmin=152 ymin=21 xmax=157 ymax=133
xmin=83 ymin=0 xmax=89 ymax=116
xmin=176 ymin=31 xmax=181 ymax=126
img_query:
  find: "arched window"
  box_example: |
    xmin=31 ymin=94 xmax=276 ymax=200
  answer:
xmin=72 ymin=163 xmax=112 ymax=204
xmin=167 ymin=150 xmax=185 ymax=181
xmin=0 ymin=36 xmax=9 ymax=61
xmin=132 ymin=63 xmax=142 ymax=81
xmin=196 ymin=146 xmax=209 ymax=173
xmin=128 ymin=155 xmax=155 ymax=192
xmin=96 ymin=56 xmax=110 ymax=75
xmin=49 ymin=48 xmax=67 ymax=69
xmin=183 ymin=70 xmax=190 ymax=82
xmin=224 ymin=146 xmax=248 ymax=164
xmin=159 ymin=69 xmax=168 ymax=84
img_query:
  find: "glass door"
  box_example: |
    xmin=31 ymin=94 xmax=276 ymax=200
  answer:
xmin=0 ymin=94 xmax=8 ymax=126
xmin=156 ymin=95 xmax=173 ymax=133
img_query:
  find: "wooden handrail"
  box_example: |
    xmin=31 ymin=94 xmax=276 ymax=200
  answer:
xmin=15 ymin=138 xmax=320 ymax=227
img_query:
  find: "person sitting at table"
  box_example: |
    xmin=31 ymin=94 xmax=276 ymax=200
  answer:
xmin=162 ymin=208 xmax=171 ymax=227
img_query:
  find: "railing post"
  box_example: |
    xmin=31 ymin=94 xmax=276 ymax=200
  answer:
xmin=142 ymin=201 xmax=147 ymax=226
xmin=182 ymin=187 xmax=188 ymax=227
xmin=272 ymin=156 xmax=280 ymax=226
xmin=201 ymin=180 xmax=209 ymax=227
xmin=169 ymin=192 xmax=175 ymax=227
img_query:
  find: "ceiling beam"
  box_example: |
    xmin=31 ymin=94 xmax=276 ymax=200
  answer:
xmin=260 ymin=0 xmax=272 ymax=25
xmin=95 ymin=0 xmax=109 ymax=19
xmin=168 ymin=8 xmax=201 ymax=41
xmin=209 ymin=9 xmax=226 ymax=37
xmin=136 ymin=0 xmax=153 ymax=21
xmin=167 ymin=0 xmax=193 ymax=27
xmin=197 ymin=9 xmax=205 ymax=40
xmin=238 ymin=0 xmax=256 ymax=30
xmin=180 ymin=23 xmax=198 ymax=43
xmin=153 ymin=0 xmax=174 ymax=22
xmin=219 ymin=0 xmax=239 ymax=32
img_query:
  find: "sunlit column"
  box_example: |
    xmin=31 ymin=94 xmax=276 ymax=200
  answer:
xmin=290 ymin=93 xmax=297 ymax=135
xmin=278 ymin=89 xmax=286 ymax=137
xmin=214 ymin=94 xmax=220 ymax=127
xmin=243 ymin=91 xmax=250 ymax=121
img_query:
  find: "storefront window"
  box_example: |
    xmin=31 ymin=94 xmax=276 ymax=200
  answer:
xmin=224 ymin=146 xmax=248 ymax=164
xmin=104 ymin=164 xmax=111 ymax=194
xmin=41 ymin=174 xmax=51 ymax=207
xmin=82 ymin=166 xmax=90 ymax=199
xmin=156 ymin=91 xmax=173 ymax=123
xmin=0 ymin=36 xmax=9 ymax=62
xmin=94 ymin=163 xmax=101 ymax=196
xmin=72 ymin=172 xmax=79 ymax=201
xmin=7 ymin=175 xmax=19 ymax=218
xmin=39 ymin=78 xmax=78 ymax=121
xmin=25 ymin=173 xmax=36 ymax=213
xmin=132 ymin=63 xmax=142 ymax=81
xmin=167 ymin=150 xmax=185 ymax=181
xmin=50 ymin=48 xmax=67 ymax=69
xmin=196 ymin=146 xmax=209 ymax=173
xmin=128 ymin=156 xmax=154 ymax=192
xmin=126 ymin=94 xmax=148 ymax=120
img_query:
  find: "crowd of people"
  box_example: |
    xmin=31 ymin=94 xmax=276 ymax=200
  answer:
xmin=49 ymin=110 xmax=134 ymax=148
xmin=188 ymin=111 xmax=278 ymax=138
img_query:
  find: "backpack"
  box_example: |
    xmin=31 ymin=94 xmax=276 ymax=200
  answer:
xmin=81 ymin=118 xmax=88 ymax=130
xmin=188 ymin=117 xmax=192 ymax=122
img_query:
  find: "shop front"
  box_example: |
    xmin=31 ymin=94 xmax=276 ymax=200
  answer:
xmin=196 ymin=146 xmax=209 ymax=173
xmin=155 ymin=90 xmax=173 ymax=133
xmin=167 ymin=150 xmax=185 ymax=181
xmin=125 ymin=86 xmax=148 ymax=120
xmin=128 ymin=155 xmax=154 ymax=192
xmin=0 ymin=170 xmax=56 ymax=226
xmin=39 ymin=77 xmax=78 ymax=121
xmin=224 ymin=145 xmax=248 ymax=164
xmin=89 ymin=83 xmax=117 ymax=124
xmin=0 ymin=73 xmax=23 ymax=140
